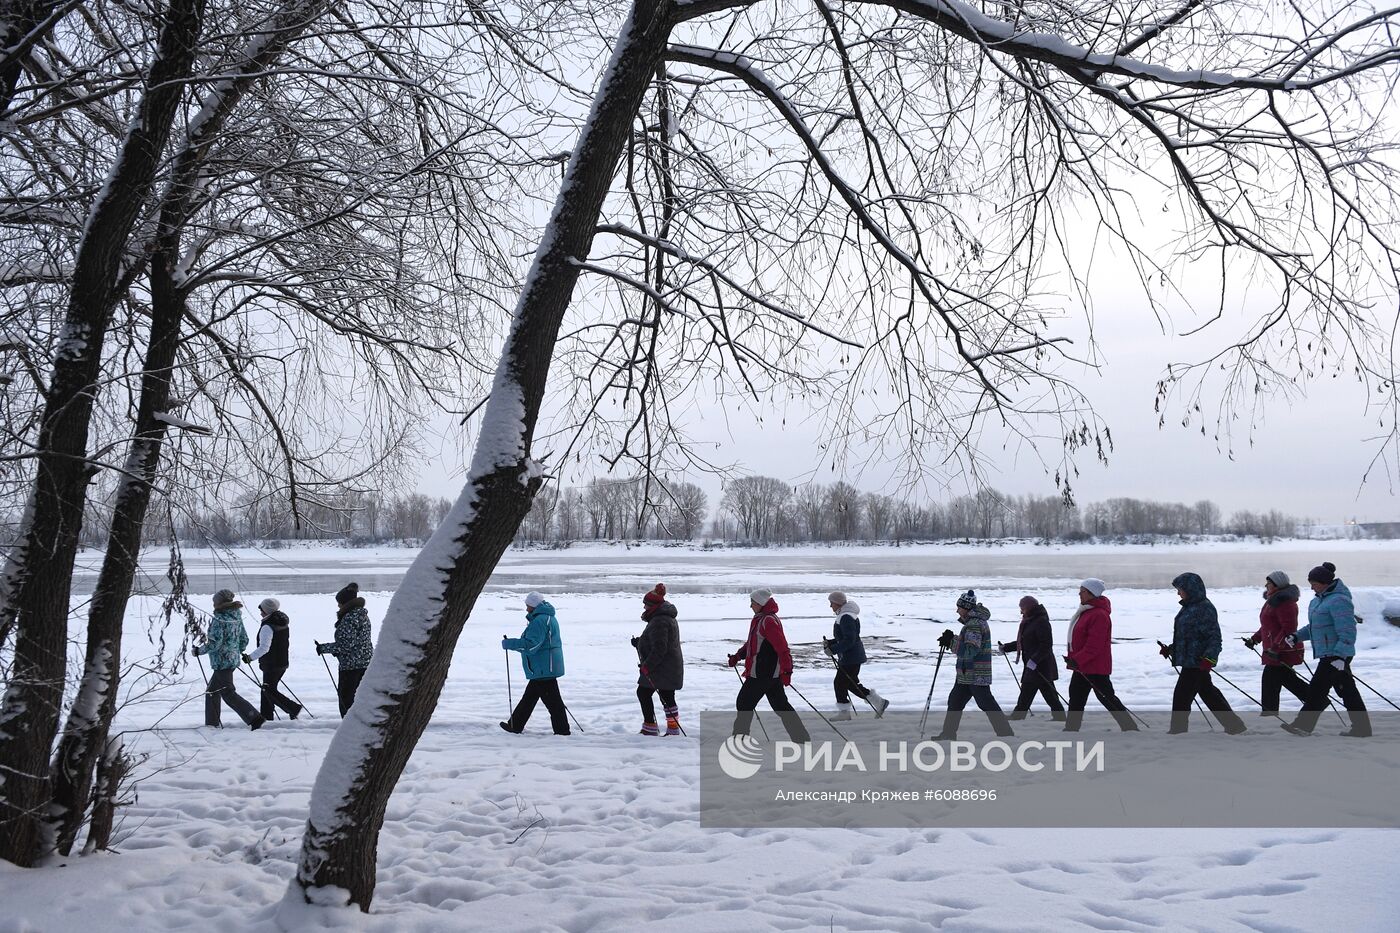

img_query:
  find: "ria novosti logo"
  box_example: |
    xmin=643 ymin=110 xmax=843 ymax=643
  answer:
xmin=717 ymin=734 xmax=765 ymax=779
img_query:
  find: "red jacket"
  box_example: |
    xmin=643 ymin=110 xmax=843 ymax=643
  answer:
xmin=734 ymin=599 xmax=793 ymax=683
xmin=1067 ymin=596 xmax=1113 ymax=676
xmin=1253 ymin=586 xmax=1305 ymax=666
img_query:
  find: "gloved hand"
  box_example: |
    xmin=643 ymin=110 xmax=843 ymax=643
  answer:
xmin=781 ymin=670 xmax=792 ymax=686
xmin=1026 ymin=660 xmax=1037 ymax=671
xmin=191 ymin=645 xmax=204 ymax=657
xmin=999 ymin=641 xmax=1016 ymax=653
xmin=500 ymin=638 xmax=511 ymax=651
xmin=241 ymin=653 xmax=252 ymax=665
xmin=316 ymin=642 xmax=329 ymax=655
xmin=630 ymin=636 xmax=639 ymax=648
xmin=1331 ymin=658 xmax=1346 ymax=671
xmin=1242 ymin=635 xmax=1260 ymax=648
xmin=1064 ymin=655 xmax=1078 ymax=671
xmin=1158 ymin=642 xmax=1172 ymax=659
xmin=822 ymin=637 xmax=835 ymax=657
xmin=1198 ymin=657 xmax=1215 ymax=671
xmin=938 ymin=629 xmax=956 ymax=651
xmin=727 ymin=653 xmax=741 ymax=668
xmin=1283 ymin=634 xmax=1297 ymax=648
xmin=639 ymin=664 xmax=650 ymax=678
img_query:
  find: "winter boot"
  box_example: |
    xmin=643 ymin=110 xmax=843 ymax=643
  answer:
xmin=640 ymin=721 xmax=660 ymax=736
xmin=664 ymin=705 xmax=682 ymax=736
xmin=866 ymin=690 xmax=890 ymax=718
xmin=1341 ymin=711 xmax=1372 ymax=738
xmin=832 ymin=702 xmax=854 ymax=722
xmin=1280 ymin=720 xmax=1312 ymax=736
xmin=249 ymin=715 xmax=266 ymax=731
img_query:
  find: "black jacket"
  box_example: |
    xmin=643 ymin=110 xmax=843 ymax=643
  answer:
xmin=257 ymin=611 xmax=290 ymax=671
xmin=636 ymin=601 xmax=684 ymax=691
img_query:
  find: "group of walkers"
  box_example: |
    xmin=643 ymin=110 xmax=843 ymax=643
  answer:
xmin=194 ymin=560 xmax=1375 ymax=742
xmin=190 ymin=582 xmax=373 ymax=728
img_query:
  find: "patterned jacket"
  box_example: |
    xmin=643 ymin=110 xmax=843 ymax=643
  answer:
xmin=955 ymin=605 xmax=993 ymax=686
xmin=196 ymin=607 xmax=248 ymax=672
xmin=324 ymin=598 xmax=374 ymax=671
xmin=1168 ymin=572 xmax=1222 ymax=668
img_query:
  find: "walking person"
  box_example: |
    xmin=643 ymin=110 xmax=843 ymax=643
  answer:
xmin=931 ymin=590 xmax=1014 ymax=741
xmin=193 ymin=589 xmax=264 ymax=730
xmin=1161 ymin=573 xmax=1247 ymax=734
xmin=243 ymin=598 xmax=302 ymax=721
xmin=316 ymin=582 xmax=373 ymax=717
xmin=632 ymin=583 xmax=684 ymax=735
xmin=729 ymin=589 xmax=811 ymax=744
xmin=1063 ymin=579 xmax=1138 ymax=732
xmin=1243 ymin=571 xmax=1309 ymax=716
xmin=999 ymin=595 xmax=1066 ymax=721
xmin=823 ymin=591 xmax=889 ymax=720
xmin=501 ymin=591 xmax=570 ymax=735
xmin=1282 ymin=562 xmax=1370 ymax=737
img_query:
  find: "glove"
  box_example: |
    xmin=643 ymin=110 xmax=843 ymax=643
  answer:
xmin=999 ymin=641 xmax=1016 ymax=653
xmin=241 ymin=653 xmax=252 ymax=665
xmin=630 ymin=636 xmax=639 ymax=648
xmin=1283 ymin=634 xmax=1297 ymax=648
xmin=1026 ymin=660 xmax=1037 ymax=671
xmin=781 ymin=670 xmax=792 ymax=687
xmin=727 ymin=653 xmax=741 ymax=668
xmin=500 ymin=638 xmax=511 ymax=651
xmin=1158 ymin=643 xmax=1172 ymax=659
xmin=1331 ymin=658 xmax=1346 ymax=671
xmin=1064 ymin=656 xmax=1079 ymax=671
xmin=1198 ymin=657 xmax=1215 ymax=671
xmin=316 ymin=643 xmax=329 ymax=655
xmin=1242 ymin=635 xmax=1260 ymax=648
xmin=938 ymin=629 xmax=956 ymax=650
xmin=822 ymin=637 xmax=835 ymax=657
xmin=191 ymin=645 xmax=203 ymax=657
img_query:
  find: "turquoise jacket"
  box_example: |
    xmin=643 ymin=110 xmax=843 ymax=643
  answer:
xmin=503 ymin=601 xmax=565 ymax=680
xmin=1297 ymin=579 xmax=1357 ymax=659
xmin=196 ymin=608 xmax=248 ymax=671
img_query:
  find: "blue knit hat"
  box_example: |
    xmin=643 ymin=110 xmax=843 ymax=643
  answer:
xmin=956 ymin=590 xmax=977 ymax=611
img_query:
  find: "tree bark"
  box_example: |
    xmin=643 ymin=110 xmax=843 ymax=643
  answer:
xmin=0 ymin=0 xmax=207 ymax=867
xmin=289 ymin=0 xmax=678 ymax=910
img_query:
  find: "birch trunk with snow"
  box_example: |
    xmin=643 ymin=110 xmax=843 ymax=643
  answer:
xmin=0 ymin=0 xmax=208 ymax=867
xmin=288 ymin=0 xmax=680 ymax=909
xmin=43 ymin=0 xmax=334 ymax=860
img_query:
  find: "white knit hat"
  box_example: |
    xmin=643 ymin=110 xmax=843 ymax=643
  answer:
xmin=525 ymin=591 xmax=545 ymax=608
xmin=1080 ymin=578 xmax=1107 ymax=598
xmin=258 ymin=597 xmax=280 ymax=614
xmin=1266 ymin=570 xmax=1291 ymax=588
xmin=749 ymin=588 xmax=773 ymax=606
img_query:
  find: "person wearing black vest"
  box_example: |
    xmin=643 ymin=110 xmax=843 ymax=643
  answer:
xmin=244 ymin=598 xmax=302 ymax=720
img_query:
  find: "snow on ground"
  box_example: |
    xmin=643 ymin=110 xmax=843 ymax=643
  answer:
xmin=5 ymin=544 xmax=1400 ymax=931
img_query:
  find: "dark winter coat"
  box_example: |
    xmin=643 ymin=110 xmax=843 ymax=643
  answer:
xmin=324 ymin=597 xmax=373 ymax=671
xmin=1168 ymin=572 xmax=1222 ymax=668
xmin=254 ymin=611 xmax=291 ymax=671
xmin=1066 ymin=596 xmax=1113 ymax=676
xmin=1011 ymin=602 xmax=1058 ymax=681
xmin=734 ymin=599 xmax=793 ymax=682
xmin=196 ymin=607 xmax=248 ymax=671
xmin=505 ymin=600 xmax=566 ymax=680
xmin=1254 ymin=586 xmax=1304 ymax=667
xmin=830 ymin=602 xmax=867 ymax=666
xmin=1297 ymin=578 xmax=1358 ymax=659
xmin=954 ymin=605 xmax=993 ymax=686
xmin=637 ymin=600 xmax=684 ymax=691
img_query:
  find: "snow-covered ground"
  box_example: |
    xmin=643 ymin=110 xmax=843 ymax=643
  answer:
xmin=5 ymin=543 xmax=1400 ymax=931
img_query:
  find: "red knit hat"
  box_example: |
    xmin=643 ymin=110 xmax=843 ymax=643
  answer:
xmin=643 ymin=583 xmax=667 ymax=606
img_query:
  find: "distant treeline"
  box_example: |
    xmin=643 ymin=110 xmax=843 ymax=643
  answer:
xmin=14 ymin=476 xmax=1371 ymax=551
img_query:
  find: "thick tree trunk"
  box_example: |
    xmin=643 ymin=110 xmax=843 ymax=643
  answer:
xmin=0 ymin=0 xmax=63 ymax=115
xmin=0 ymin=0 xmax=207 ymax=867
xmin=289 ymin=0 xmax=677 ymax=910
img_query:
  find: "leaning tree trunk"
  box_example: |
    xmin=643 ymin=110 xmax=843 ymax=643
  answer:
xmin=288 ymin=0 xmax=678 ymax=910
xmin=0 ymin=0 xmax=207 ymax=867
xmin=0 ymin=0 xmax=66 ymax=115
xmin=44 ymin=0 xmax=333 ymax=858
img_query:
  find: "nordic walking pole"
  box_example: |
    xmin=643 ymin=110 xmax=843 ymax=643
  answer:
xmin=1208 ymin=667 xmax=1263 ymax=709
xmin=1002 ymin=650 xmax=1022 ymax=689
xmin=919 ymin=646 xmax=946 ymax=739
xmin=638 ymin=658 xmax=687 ymax=736
xmin=732 ymin=666 xmax=769 ymax=741
xmin=239 ymin=663 xmax=278 ymax=719
xmin=1350 ymin=669 xmax=1400 ymax=712
xmin=1158 ymin=641 xmax=1213 ymax=731
xmin=1079 ymin=666 xmax=1152 ymax=730
xmin=820 ymin=642 xmax=859 ymax=717
xmin=315 ymin=640 xmax=339 ymax=694
xmin=1248 ymin=641 xmax=1343 ymax=724
xmin=279 ymin=680 xmax=314 ymax=718
xmin=789 ymin=682 xmax=849 ymax=742
xmin=194 ymin=652 xmax=209 ymax=687
xmin=562 ymin=703 xmax=586 ymax=734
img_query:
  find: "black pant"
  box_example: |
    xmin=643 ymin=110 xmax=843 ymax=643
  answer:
xmin=937 ymin=682 xmax=1014 ymax=738
xmin=338 ymin=667 xmax=366 ymax=717
xmin=1170 ymin=667 xmax=1246 ymax=733
xmin=637 ymin=686 xmax=677 ymax=722
xmin=1010 ymin=668 xmax=1066 ymax=720
xmin=506 ymin=677 xmax=570 ymax=734
xmin=1064 ymin=671 xmax=1138 ymax=732
xmin=205 ymin=668 xmax=261 ymax=727
xmin=260 ymin=667 xmax=301 ymax=720
xmin=1291 ymin=657 xmax=1370 ymax=735
xmin=733 ymin=676 xmax=811 ymax=743
xmin=1260 ymin=664 xmax=1309 ymax=713
xmin=834 ymin=663 xmax=871 ymax=703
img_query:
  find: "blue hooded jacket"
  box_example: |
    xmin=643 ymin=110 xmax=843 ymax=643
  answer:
xmin=504 ymin=600 xmax=565 ymax=680
xmin=195 ymin=607 xmax=248 ymax=672
xmin=1169 ymin=572 xmax=1222 ymax=668
xmin=829 ymin=603 xmax=867 ymax=666
xmin=1297 ymin=579 xmax=1357 ymax=659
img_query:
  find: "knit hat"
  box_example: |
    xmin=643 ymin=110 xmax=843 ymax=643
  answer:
xmin=525 ymin=591 xmax=545 ymax=608
xmin=335 ymin=582 xmax=359 ymax=605
xmin=749 ymin=588 xmax=773 ymax=606
xmin=827 ymin=591 xmax=847 ymax=606
xmin=212 ymin=588 xmax=238 ymax=610
xmin=1307 ymin=562 xmax=1337 ymax=585
xmin=956 ymin=589 xmax=977 ymax=611
xmin=258 ymin=597 xmax=280 ymax=614
xmin=643 ymin=583 xmax=667 ymax=606
xmin=1266 ymin=570 xmax=1291 ymax=588
xmin=1080 ymin=578 xmax=1107 ymax=598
